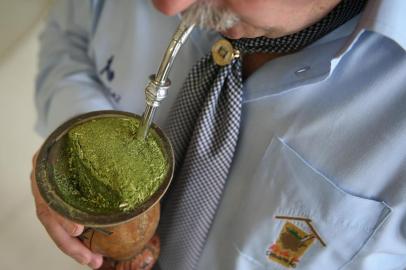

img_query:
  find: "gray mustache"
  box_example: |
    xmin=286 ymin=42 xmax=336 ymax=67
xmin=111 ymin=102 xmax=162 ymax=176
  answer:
xmin=181 ymin=2 xmax=240 ymax=31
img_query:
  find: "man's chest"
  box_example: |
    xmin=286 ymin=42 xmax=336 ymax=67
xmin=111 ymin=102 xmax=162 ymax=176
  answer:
xmin=87 ymin=3 xmax=406 ymax=267
xmin=199 ymin=32 xmax=406 ymax=270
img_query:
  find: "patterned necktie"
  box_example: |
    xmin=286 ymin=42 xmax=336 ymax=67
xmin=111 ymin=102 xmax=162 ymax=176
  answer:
xmin=158 ymin=1 xmax=367 ymax=269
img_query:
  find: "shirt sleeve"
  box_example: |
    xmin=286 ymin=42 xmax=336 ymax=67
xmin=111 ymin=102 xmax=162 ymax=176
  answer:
xmin=35 ymin=0 xmax=113 ymax=138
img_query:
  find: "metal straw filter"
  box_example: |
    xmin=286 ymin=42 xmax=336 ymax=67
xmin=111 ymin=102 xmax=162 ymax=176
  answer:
xmin=137 ymin=21 xmax=195 ymax=140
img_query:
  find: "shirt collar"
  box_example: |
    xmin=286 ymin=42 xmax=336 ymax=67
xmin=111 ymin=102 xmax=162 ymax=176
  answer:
xmin=336 ymin=0 xmax=405 ymax=59
xmin=328 ymin=0 xmax=406 ymax=76
xmin=359 ymin=0 xmax=406 ymax=51
xmin=243 ymin=1 xmax=406 ymax=102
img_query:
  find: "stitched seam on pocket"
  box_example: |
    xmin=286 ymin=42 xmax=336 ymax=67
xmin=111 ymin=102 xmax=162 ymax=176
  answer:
xmin=232 ymin=243 xmax=266 ymax=268
xmin=274 ymin=206 xmax=378 ymax=233
xmin=339 ymin=205 xmax=392 ymax=269
xmin=276 ymin=136 xmax=390 ymax=231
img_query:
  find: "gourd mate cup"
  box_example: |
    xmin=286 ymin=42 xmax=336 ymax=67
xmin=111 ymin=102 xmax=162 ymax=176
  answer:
xmin=35 ymin=111 xmax=174 ymax=260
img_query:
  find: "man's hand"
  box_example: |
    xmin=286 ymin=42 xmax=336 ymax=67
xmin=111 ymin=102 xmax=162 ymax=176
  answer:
xmin=30 ymin=152 xmax=104 ymax=269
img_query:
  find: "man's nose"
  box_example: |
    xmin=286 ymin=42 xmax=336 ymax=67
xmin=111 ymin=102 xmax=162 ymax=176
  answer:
xmin=152 ymin=0 xmax=196 ymax=16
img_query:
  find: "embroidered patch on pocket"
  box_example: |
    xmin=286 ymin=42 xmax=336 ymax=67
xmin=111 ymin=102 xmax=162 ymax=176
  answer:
xmin=266 ymin=222 xmax=315 ymax=268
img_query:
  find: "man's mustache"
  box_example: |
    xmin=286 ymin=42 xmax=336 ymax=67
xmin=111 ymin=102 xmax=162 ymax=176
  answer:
xmin=181 ymin=2 xmax=240 ymax=31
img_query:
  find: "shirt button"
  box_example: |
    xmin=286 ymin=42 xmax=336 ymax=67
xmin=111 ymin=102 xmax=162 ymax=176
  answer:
xmin=295 ymin=66 xmax=311 ymax=76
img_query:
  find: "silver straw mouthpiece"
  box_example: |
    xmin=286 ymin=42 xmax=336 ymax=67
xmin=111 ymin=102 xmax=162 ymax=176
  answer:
xmin=137 ymin=21 xmax=195 ymax=140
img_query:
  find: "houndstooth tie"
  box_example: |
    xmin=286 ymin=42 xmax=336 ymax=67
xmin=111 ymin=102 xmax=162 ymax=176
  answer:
xmin=158 ymin=1 xmax=367 ymax=269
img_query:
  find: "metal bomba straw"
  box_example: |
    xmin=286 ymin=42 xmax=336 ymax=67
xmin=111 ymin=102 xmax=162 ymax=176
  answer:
xmin=137 ymin=21 xmax=195 ymax=140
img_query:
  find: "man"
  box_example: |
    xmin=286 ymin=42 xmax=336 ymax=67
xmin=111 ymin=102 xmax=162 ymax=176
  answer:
xmin=31 ymin=0 xmax=406 ymax=269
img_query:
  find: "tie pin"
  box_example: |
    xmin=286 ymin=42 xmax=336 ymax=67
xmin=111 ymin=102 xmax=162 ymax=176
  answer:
xmin=211 ymin=39 xmax=241 ymax=66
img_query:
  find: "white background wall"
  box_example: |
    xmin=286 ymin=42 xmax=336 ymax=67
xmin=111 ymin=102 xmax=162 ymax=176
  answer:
xmin=0 ymin=1 xmax=87 ymax=269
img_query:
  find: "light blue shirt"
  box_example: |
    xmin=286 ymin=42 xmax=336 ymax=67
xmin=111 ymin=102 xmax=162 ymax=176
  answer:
xmin=36 ymin=1 xmax=406 ymax=269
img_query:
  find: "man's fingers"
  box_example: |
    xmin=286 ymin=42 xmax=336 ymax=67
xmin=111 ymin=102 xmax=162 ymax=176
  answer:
xmin=35 ymin=207 xmax=102 ymax=269
xmin=33 ymin=182 xmax=101 ymax=268
xmin=30 ymin=151 xmax=103 ymax=269
xmin=30 ymin=162 xmax=47 ymax=208
xmin=54 ymin=214 xmax=84 ymax=237
xmin=43 ymin=215 xmax=103 ymax=268
xmin=32 ymin=151 xmax=38 ymax=167
xmin=30 ymin=156 xmax=84 ymax=237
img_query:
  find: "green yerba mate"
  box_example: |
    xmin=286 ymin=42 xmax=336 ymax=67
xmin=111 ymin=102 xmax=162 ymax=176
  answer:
xmin=52 ymin=117 xmax=168 ymax=214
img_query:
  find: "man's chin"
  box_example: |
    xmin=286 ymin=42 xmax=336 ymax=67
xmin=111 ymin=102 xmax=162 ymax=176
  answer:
xmin=221 ymin=27 xmax=289 ymax=40
xmin=220 ymin=27 xmax=263 ymax=40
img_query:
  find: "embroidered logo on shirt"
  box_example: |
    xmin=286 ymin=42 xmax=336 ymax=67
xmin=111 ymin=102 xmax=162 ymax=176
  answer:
xmin=99 ymin=55 xmax=121 ymax=103
xmin=100 ymin=55 xmax=115 ymax=82
xmin=266 ymin=222 xmax=315 ymax=268
xmin=266 ymin=216 xmax=326 ymax=268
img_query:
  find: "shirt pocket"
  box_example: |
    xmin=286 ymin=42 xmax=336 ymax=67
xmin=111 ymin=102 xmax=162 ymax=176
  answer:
xmin=230 ymin=137 xmax=391 ymax=270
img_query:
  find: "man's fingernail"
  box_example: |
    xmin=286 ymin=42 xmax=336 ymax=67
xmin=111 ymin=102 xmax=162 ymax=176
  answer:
xmin=90 ymin=255 xmax=103 ymax=269
xmin=77 ymin=254 xmax=90 ymax=265
xmin=62 ymin=222 xmax=82 ymax=236
xmin=71 ymin=225 xmax=83 ymax=236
